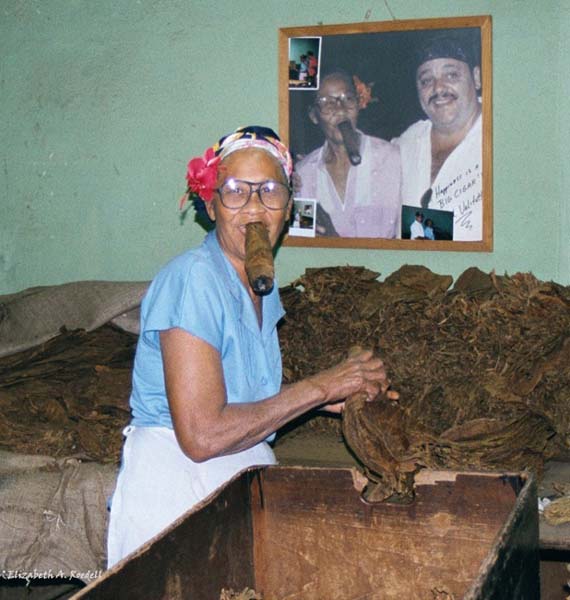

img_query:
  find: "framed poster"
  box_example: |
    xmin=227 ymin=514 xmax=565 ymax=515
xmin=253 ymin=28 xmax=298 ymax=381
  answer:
xmin=279 ymin=15 xmax=493 ymax=251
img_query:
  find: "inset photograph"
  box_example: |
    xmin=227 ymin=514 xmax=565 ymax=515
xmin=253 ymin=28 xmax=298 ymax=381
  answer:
xmin=288 ymin=37 xmax=321 ymax=90
xmin=401 ymin=205 xmax=454 ymax=240
xmin=289 ymin=198 xmax=317 ymax=237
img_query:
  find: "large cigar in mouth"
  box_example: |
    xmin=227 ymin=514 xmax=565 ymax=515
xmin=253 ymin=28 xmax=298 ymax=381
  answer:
xmin=338 ymin=120 xmax=362 ymax=166
xmin=245 ymin=222 xmax=274 ymax=296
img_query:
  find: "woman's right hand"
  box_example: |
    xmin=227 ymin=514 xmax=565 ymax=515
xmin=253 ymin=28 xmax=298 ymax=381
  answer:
xmin=306 ymin=348 xmax=397 ymax=413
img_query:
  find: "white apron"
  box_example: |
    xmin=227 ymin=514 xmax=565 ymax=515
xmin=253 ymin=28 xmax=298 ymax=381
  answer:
xmin=106 ymin=425 xmax=276 ymax=567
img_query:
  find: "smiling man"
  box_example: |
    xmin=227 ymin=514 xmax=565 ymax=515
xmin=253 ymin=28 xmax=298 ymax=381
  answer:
xmin=392 ymin=33 xmax=483 ymax=241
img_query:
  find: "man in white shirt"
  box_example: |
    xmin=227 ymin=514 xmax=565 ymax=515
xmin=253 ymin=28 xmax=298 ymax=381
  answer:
xmin=410 ymin=211 xmax=425 ymax=240
xmin=392 ymin=33 xmax=483 ymax=241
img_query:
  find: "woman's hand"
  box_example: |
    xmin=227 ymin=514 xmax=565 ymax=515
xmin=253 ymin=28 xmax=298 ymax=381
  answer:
xmin=306 ymin=348 xmax=398 ymax=413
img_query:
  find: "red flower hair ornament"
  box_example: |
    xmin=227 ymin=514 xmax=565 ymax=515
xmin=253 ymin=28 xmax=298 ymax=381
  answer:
xmin=186 ymin=147 xmax=221 ymax=201
xmin=180 ymin=146 xmax=221 ymax=209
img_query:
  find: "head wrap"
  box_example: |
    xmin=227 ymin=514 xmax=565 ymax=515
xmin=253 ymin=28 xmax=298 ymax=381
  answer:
xmin=183 ymin=125 xmax=292 ymax=207
xmin=416 ymin=32 xmax=479 ymax=70
xmin=215 ymin=125 xmax=293 ymax=178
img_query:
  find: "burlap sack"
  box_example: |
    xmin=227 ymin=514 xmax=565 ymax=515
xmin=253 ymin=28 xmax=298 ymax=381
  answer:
xmin=0 ymin=281 xmax=148 ymax=358
xmin=0 ymin=451 xmax=118 ymax=582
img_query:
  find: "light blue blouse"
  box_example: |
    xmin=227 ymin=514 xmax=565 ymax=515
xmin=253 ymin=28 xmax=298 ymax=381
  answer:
xmin=129 ymin=230 xmax=284 ymax=442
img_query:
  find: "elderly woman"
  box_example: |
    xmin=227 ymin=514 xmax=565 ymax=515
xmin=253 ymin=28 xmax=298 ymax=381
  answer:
xmin=106 ymin=126 xmax=396 ymax=567
xmin=295 ymin=72 xmax=402 ymax=238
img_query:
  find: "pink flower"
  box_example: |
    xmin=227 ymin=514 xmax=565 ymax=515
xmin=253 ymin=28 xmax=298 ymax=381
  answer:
xmin=353 ymin=75 xmax=379 ymax=110
xmin=185 ymin=147 xmax=221 ymax=202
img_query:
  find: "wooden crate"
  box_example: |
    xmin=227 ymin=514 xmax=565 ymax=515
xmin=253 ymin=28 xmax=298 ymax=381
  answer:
xmin=73 ymin=466 xmax=539 ymax=599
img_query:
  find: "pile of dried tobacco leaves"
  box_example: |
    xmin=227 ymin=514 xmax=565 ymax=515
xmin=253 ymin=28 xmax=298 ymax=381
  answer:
xmin=0 ymin=325 xmax=135 ymax=462
xmin=278 ymin=265 xmax=570 ymax=497
xmin=1 ymin=265 xmax=569 ymax=498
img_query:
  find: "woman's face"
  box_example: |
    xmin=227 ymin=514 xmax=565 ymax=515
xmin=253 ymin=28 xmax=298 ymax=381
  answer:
xmin=309 ymin=76 xmax=359 ymax=145
xmin=205 ymin=148 xmax=291 ymax=268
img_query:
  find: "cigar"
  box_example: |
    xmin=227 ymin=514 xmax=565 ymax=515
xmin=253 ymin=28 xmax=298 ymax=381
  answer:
xmin=338 ymin=120 xmax=361 ymax=166
xmin=245 ymin=222 xmax=275 ymax=296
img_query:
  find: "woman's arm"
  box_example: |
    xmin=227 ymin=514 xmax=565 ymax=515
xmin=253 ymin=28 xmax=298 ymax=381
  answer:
xmin=160 ymin=327 xmax=392 ymax=462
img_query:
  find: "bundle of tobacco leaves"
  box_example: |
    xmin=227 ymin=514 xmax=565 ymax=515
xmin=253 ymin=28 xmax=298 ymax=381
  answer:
xmin=278 ymin=265 xmax=570 ymax=499
xmin=0 ymin=325 xmax=135 ymax=462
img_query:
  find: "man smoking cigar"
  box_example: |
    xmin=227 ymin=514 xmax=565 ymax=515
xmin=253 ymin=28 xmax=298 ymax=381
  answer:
xmin=295 ymin=70 xmax=402 ymax=238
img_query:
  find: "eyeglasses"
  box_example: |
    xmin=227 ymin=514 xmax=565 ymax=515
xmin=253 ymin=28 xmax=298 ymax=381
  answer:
xmin=216 ymin=178 xmax=291 ymax=210
xmin=314 ymin=93 xmax=359 ymax=114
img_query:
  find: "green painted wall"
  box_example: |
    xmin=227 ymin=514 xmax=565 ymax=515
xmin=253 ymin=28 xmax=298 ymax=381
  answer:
xmin=1 ymin=0 xmax=569 ymax=294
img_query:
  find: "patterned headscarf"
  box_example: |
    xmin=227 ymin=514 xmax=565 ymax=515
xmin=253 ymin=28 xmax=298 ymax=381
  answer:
xmin=215 ymin=126 xmax=293 ymax=178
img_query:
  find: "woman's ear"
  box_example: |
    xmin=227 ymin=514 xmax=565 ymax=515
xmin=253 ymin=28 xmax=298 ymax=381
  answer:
xmin=284 ymin=197 xmax=293 ymax=224
xmin=308 ymin=105 xmax=319 ymax=126
xmin=204 ymin=199 xmax=216 ymax=222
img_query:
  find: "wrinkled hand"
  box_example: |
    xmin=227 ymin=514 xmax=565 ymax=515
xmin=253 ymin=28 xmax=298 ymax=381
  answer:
xmin=307 ymin=348 xmax=398 ymax=414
